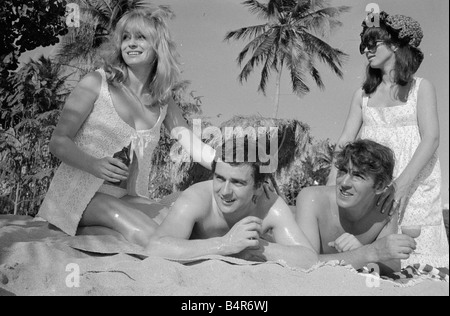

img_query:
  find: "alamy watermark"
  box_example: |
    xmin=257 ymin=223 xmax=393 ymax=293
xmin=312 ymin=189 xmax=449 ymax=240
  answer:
xmin=66 ymin=3 xmax=80 ymax=28
xmin=365 ymin=3 xmax=381 ymax=28
xmin=169 ymin=119 xmax=280 ymax=174
xmin=65 ymin=263 xmax=80 ymax=288
xmin=364 ymin=263 xmax=381 ymax=288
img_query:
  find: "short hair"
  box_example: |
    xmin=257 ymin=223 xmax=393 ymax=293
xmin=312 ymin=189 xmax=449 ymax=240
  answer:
xmin=211 ymin=137 xmax=271 ymax=189
xmin=102 ymin=6 xmax=180 ymax=104
xmin=334 ymin=139 xmax=395 ymax=189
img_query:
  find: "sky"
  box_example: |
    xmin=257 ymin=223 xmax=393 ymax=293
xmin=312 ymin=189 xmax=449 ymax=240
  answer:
xmin=20 ymin=0 xmax=449 ymax=205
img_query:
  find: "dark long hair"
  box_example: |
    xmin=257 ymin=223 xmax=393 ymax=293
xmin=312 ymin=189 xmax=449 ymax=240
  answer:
xmin=360 ymin=16 xmax=424 ymax=95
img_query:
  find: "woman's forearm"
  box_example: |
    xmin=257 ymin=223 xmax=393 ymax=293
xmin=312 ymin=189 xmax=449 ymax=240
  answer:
xmin=49 ymin=134 xmax=97 ymax=175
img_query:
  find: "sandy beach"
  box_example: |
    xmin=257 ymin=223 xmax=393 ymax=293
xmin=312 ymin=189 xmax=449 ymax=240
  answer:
xmin=0 ymin=215 xmax=447 ymax=296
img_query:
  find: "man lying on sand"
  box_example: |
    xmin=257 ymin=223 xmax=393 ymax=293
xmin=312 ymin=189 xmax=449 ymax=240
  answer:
xmin=147 ymin=137 xmax=318 ymax=269
xmin=296 ymin=139 xmax=416 ymax=275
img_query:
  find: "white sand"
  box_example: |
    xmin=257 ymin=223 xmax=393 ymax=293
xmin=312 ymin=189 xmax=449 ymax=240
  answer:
xmin=0 ymin=215 xmax=448 ymax=296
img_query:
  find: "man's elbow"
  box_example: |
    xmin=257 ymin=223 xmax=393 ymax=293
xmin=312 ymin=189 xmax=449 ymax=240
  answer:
xmin=145 ymin=236 xmax=165 ymax=257
xmin=295 ymin=247 xmax=319 ymax=270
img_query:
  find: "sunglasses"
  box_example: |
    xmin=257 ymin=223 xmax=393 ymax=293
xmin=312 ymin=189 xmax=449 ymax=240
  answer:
xmin=359 ymin=41 xmax=385 ymax=54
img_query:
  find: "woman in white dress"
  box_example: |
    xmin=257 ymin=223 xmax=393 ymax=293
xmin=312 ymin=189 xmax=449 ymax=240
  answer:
xmin=38 ymin=5 xmax=216 ymax=247
xmin=327 ymin=11 xmax=448 ymax=268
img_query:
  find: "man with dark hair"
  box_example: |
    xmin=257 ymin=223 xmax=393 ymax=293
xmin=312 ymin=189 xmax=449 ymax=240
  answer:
xmin=296 ymin=139 xmax=416 ymax=274
xmin=147 ymin=137 xmax=317 ymax=269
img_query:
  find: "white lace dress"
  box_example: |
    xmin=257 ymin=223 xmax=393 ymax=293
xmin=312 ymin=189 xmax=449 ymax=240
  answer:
xmin=361 ymin=77 xmax=449 ymax=268
xmin=38 ymin=69 xmax=167 ymax=236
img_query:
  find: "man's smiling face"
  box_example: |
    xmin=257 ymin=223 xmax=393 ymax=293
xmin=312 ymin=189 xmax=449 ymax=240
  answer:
xmin=213 ymin=162 xmax=258 ymax=215
xmin=335 ymin=161 xmax=379 ymax=209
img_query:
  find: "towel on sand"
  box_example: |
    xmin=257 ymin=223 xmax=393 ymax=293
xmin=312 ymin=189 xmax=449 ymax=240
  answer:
xmin=0 ymin=215 xmax=448 ymax=296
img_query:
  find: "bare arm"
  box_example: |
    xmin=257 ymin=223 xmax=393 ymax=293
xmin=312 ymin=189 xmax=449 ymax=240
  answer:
xmin=147 ymin=186 xmax=261 ymax=259
xmin=295 ymin=187 xmax=413 ymax=274
xmin=164 ymin=98 xmax=216 ymax=170
xmin=49 ymin=72 xmax=101 ymax=173
xmin=317 ymin=214 xmax=415 ymax=275
xmin=146 ymin=189 xmax=223 ymax=259
xmin=49 ymin=72 xmax=129 ymax=183
xmin=373 ymin=214 xmax=401 ymax=274
xmin=242 ymin=197 xmax=318 ymax=269
xmin=327 ymin=88 xmax=364 ymax=185
xmin=295 ymin=187 xmax=325 ymax=253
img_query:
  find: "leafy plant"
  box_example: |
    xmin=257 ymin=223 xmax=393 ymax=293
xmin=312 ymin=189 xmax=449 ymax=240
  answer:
xmin=0 ymin=0 xmax=68 ymax=81
xmin=56 ymin=0 xmax=173 ymax=75
xmin=0 ymin=56 xmax=69 ymax=215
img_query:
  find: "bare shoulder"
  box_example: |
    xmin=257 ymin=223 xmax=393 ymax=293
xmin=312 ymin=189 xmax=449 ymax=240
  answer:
xmin=354 ymin=86 xmax=365 ymax=97
xmin=353 ymin=87 xmax=365 ymax=101
xmin=297 ymin=186 xmax=332 ymax=205
xmin=172 ymin=181 xmax=212 ymax=218
xmin=79 ymin=71 xmax=102 ymax=88
xmin=67 ymin=70 xmax=103 ymax=104
xmin=417 ymin=78 xmax=436 ymax=95
xmin=297 ymin=186 xmax=333 ymax=215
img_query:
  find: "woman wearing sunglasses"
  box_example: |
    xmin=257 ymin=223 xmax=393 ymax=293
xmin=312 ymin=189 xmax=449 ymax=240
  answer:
xmin=327 ymin=11 xmax=448 ymax=269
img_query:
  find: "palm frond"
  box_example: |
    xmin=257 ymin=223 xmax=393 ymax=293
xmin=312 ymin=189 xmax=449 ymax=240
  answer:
xmin=295 ymin=6 xmax=351 ymax=35
xmin=301 ymin=32 xmax=347 ymax=78
xmin=239 ymin=53 xmax=265 ymax=83
xmin=224 ymin=24 xmax=268 ymax=43
xmin=257 ymin=48 xmax=277 ymax=94
xmin=229 ymin=25 xmax=267 ymax=66
xmin=238 ymin=27 xmax=280 ymax=83
xmin=308 ymin=63 xmax=324 ymax=90
xmin=243 ymin=0 xmax=271 ymax=20
xmin=236 ymin=38 xmax=260 ymax=66
xmin=290 ymin=67 xmax=310 ymax=96
xmin=252 ymin=28 xmax=278 ymax=60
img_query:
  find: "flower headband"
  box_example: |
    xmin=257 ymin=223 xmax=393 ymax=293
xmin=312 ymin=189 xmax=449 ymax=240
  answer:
xmin=362 ymin=11 xmax=424 ymax=48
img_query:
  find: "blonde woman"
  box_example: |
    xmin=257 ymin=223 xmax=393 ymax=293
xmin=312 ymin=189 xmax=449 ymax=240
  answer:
xmin=38 ymin=6 xmax=215 ymax=247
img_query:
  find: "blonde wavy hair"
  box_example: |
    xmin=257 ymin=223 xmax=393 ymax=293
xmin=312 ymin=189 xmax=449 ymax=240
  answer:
xmin=102 ymin=6 xmax=181 ymax=105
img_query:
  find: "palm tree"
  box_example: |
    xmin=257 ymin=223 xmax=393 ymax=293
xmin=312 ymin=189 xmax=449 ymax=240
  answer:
xmin=57 ymin=0 xmax=173 ymax=75
xmin=225 ymin=0 xmax=350 ymax=118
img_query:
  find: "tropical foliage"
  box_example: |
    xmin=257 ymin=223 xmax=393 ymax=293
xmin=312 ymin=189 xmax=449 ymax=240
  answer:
xmin=1 ymin=0 xmax=339 ymax=216
xmin=0 ymin=0 xmax=68 ymax=81
xmin=0 ymin=57 xmax=70 ymax=215
xmin=225 ymin=0 xmax=350 ymax=117
xmin=157 ymin=115 xmax=335 ymax=206
xmin=56 ymin=0 xmax=173 ymax=76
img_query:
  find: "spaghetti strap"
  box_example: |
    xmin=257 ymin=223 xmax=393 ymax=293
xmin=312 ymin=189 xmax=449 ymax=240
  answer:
xmin=410 ymin=77 xmax=423 ymax=109
xmin=362 ymin=95 xmax=369 ymax=108
xmin=96 ymin=68 xmax=108 ymax=96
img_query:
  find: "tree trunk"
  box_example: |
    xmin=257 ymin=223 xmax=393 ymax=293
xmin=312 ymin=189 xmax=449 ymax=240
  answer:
xmin=273 ymin=64 xmax=283 ymax=118
xmin=13 ymin=182 xmax=20 ymax=215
